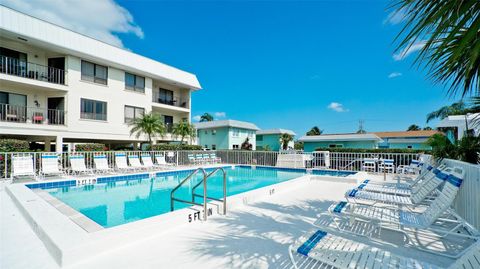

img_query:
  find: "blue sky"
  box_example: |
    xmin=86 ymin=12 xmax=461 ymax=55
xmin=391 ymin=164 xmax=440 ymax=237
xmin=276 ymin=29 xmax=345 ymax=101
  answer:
xmin=6 ymin=0 xmax=461 ymax=137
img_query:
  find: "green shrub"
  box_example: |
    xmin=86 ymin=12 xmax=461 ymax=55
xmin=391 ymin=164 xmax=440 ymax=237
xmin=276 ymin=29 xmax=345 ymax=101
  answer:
xmin=0 ymin=139 xmax=29 ymax=152
xmin=75 ymin=143 xmax=108 ymax=152
xmin=314 ymin=147 xmax=430 ymax=154
xmin=151 ymin=144 xmax=202 ymax=151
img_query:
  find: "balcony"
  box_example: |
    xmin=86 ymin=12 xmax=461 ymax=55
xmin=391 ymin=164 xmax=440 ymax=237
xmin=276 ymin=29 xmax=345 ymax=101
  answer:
xmin=0 ymin=55 xmax=67 ymax=85
xmin=152 ymin=92 xmax=188 ymax=109
xmin=0 ymin=103 xmax=66 ymax=125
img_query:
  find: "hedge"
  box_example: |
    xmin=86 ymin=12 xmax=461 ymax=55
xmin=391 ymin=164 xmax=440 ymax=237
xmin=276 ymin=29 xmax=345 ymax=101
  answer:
xmin=314 ymin=147 xmax=430 ymax=154
xmin=0 ymin=139 xmax=30 ymax=152
xmin=75 ymin=143 xmax=108 ymax=151
xmin=151 ymin=144 xmax=202 ymax=151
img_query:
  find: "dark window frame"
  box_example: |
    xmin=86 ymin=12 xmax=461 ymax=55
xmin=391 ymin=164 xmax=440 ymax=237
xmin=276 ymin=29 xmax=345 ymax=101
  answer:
xmin=124 ymin=105 xmax=145 ymax=123
xmin=81 ymin=60 xmax=108 ymax=85
xmin=80 ymin=98 xmax=107 ymax=121
xmin=125 ymin=72 xmax=145 ymax=92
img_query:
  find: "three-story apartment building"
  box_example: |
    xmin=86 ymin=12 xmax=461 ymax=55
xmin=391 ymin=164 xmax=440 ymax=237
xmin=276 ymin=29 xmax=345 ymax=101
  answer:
xmin=0 ymin=6 xmax=201 ymax=152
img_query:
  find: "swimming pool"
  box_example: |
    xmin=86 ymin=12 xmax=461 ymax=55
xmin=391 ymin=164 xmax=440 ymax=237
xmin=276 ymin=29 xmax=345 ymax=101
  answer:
xmin=44 ymin=166 xmax=306 ymax=227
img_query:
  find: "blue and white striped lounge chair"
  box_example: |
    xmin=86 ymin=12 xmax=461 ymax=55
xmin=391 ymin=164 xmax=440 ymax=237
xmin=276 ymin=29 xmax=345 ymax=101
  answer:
xmin=93 ymin=155 xmax=114 ymax=174
xmin=345 ymin=165 xmax=452 ymax=206
xmin=378 ymin=158 xmax=395 ymax=173
xmin=40 ymin=154 xmax=65 ymax=178
xmin=128 ymin=154 xmax=147 ymax=170
xmin=140 ymin=154 xmax=154 ymax=170
xmin=353 ymin=164 xmax=443 ymax=196
xmin=69 ymin=154 xmax=94 ymax=175
xmin=187 ymin=154 xmax=196 ymax=164
xmin=397 ymin=159 xmax=423 ymax=175
xmin=325 ymin=168 xmax=480 ymax=257
xmin=195 ymin=154 xmax=204 ymax=164
xmin=155 ymin=154 xmax=174 ymax=168
xmin=289 ymin=229 xmax=480 ymax=269
xmin=210 ymin=153 xmax=221 ymax=163
xmin=202 ymin=154 xmax=211 ymax=164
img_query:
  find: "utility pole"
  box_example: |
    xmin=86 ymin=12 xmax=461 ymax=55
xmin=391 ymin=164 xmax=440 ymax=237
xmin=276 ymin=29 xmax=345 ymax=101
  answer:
xmin=357 ymin=119 xmax=365 ymax=134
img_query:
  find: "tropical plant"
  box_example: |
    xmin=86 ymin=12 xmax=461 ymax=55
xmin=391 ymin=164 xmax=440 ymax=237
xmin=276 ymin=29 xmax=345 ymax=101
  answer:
xmin=241 ymin=138 xmax=253 ymax=150
xmin=279 ymin=133 xmax=294 ymax=150
xmin=426 ymin=133 xmax=480 ymax=164
xmin=423 ymin=126 xmax=433 ymax=130
xmin=356 ymin=129 xmax=367 ymax=134
xmin=407 ymin=124 xmax=421 ymax=131
xmin=172 ymin=121 xmax=196 ymax=144
xmin=199 ymin=113 xmax=214 ymax=122
xmin=393 ymin=0 xmax=480 ymax=97
xmin=306 ymin=126 xmax=323 ymax=136
xmin=426 ymin=101 xmax=468 ymax=123
xmin=294 ymin=141 xmax=304 ymax=150
xmin=128 ymin=112 xmax=166 ymax=146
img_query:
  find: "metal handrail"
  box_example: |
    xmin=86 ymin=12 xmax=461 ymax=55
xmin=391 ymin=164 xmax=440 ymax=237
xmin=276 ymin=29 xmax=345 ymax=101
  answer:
xmin=191 ymin=167 xmax=227 ymax=215
xmin=170 ymin=167 xmax=207 ymax=209
xmin=341 ymin=158 xmax=364 ymax=170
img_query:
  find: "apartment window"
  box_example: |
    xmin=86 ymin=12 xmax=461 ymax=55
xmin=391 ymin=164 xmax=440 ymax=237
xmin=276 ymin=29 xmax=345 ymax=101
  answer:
xmin=212 ymin=145 xmax=216 ymax=150
xmin=125 ymin=72 xmax=145 ymax=92
xmin=407 ymin=145 xmax=413 ymax=149
xmin=329 ymin=144 xmax=343 ymax=148
xmin=80 ymin=98 xmax=107 ymax=121
xmin=154 ymin=88 xmax=174 ymax=105
xmin=124 ymin=105 xmax=145 ymax=123
xmin=257 ymin=135 xmax=263 ymax=141
xmin=204 ymin=130 xmax=208 ymax=134
xmin=232 ymin=144 xmax=239 ymax=150
xmin=205 ymin=145 xmax=208 ymax=149
xmin=232 ymin=128 xmax=239 ymax=137
xmin=212 ymin=130 xmax=217 ymax=135
xmin=81 ymin=60 xmax=108 ymax=85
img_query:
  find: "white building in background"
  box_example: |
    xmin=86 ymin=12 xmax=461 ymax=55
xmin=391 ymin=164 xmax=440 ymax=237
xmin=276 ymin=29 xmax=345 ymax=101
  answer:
xmin=437 ymin=113 xmax=480 ymax=142
xmin=0 ymin=6 xmax=201 ymax=152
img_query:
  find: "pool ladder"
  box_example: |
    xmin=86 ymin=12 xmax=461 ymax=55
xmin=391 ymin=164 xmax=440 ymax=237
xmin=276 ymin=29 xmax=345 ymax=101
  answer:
xmin=170 ymin=167 xmax=227 ymax=221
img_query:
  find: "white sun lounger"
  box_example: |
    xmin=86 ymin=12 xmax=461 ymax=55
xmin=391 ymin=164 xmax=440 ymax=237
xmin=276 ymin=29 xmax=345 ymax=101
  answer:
xmin=397 ymin=159 xmax=423 ymax=175
xmin=11 ymin=155 xmax=36 ymax=180
xmin=155 ymin=154 xmax=174 ymax=168
xmin=354 ymin=164 xmax=444 ymax=196
xmin=210 ymin=153 xmax=221 ymax=163
xmin=93 ymin=155 xmax=114 ymax=174
xmin=140 ymin=154 xmax=154 ymax=170
xmin=69 ymin=154 xmax=94 ymax=175
xmin=345 ymin=165 xmax=452 ymax=206
xmin=289 ymin=229 xmax=480 ymax=269
xmin=40 ymin=154 xmax=64 ymax=178
xmin=128 ymin=154 xmax=147 ymax=170
xmin=114 ymin=153 xmax=136 ymax=172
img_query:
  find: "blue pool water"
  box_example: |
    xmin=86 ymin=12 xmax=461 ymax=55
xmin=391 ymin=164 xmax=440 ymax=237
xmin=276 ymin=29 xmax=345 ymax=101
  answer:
xmin=47 ymin=167 xmax=306 ymax=227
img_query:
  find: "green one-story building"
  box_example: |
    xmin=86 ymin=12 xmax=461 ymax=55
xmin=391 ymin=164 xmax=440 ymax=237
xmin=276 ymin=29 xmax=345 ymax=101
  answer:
xmin=256 ymin=128 xmax=296 ymax=151
xmin=194 ymin=120 xmax=259 ymax=150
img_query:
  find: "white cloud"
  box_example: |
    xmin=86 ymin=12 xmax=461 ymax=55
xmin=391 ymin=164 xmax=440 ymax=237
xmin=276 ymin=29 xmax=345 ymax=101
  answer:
xmin=192 ymin=115 xmax=201 ymax=122
xmin=393 ymin=40 xmax=426 ymax=61
xmin=214 ymin=112 xmax=226 ymax=118
xmin=384 ymin=8 xmax=408 ymax=25
xmin=327 ymin=102 xmax=348 ymax=112
xmin=388 ymin=72 xmax=402 ymax=79
xmin=3 ymin=0 xmax=144 ymax=48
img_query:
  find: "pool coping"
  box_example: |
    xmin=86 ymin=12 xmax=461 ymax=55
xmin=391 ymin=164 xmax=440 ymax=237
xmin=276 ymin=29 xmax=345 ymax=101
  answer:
xmin=6 ymin=165 xmax=360 ymax=267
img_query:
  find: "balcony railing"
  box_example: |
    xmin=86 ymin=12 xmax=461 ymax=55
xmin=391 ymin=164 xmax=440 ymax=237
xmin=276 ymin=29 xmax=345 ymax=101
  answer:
xmin=152 ymin=92 xmax=188 ymax=109
xmin=0 ymin=55 xmax=67 ymax=85
xmin=0 ymin=103 xmax=65 ymax=125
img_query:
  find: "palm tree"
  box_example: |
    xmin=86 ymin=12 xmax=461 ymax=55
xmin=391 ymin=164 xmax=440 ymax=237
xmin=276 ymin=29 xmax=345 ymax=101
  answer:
xmin=128 ymin=112 xmax=166 ymax=146
xmin=423 ymin=126 xmax=433 ymax=130
xmin=199 ymin=113 xmax=214 ymax=122
xmin=279 ymin=133 xmax=294 ymax=150
xmin=394 ymin=1 xmax=480 ymax=97
xmin=407 ymin=124 xmax=421 ymax=131
xmin=172 ymin=121 xmax=196 ymax=144
xmin=241 ymin=138 xmax=252 ymax=150
xmin=306 ymin=126 xmax=323 ymax=136
xmin=426 ymin=101 xmax=467 ymax=123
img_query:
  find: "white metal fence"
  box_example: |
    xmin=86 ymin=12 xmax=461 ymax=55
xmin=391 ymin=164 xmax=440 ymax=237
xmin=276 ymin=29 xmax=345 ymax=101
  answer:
xmin=441 ymin=158 xmax=480 ymax=230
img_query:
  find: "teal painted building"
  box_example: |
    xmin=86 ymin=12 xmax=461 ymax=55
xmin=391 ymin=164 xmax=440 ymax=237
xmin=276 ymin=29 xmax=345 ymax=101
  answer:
xmin=256 ymin=129 xmax=296 ymax=151
xmin=194 ymin=120 xmax=259 ymax=150
xmin=299 ymin=133 xmax=381 ymax=152
xmin=299 ymin=131 xmax=438 ymax=152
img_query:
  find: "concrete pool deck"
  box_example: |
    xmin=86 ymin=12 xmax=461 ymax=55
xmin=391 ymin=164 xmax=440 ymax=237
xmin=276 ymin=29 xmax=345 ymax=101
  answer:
xmin=1 ymin=173 xmax=460 ymax=269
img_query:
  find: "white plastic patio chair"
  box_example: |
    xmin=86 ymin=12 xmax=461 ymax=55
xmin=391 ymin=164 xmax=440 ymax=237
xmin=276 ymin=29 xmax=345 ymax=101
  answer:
xmin=361 ymin=158 xmax=376 ymax=172
xmin=378 ymin=158 xmax=395 ymax=173
xmin=289 ymin=229 xmax=480 ymax=269
xmin=114 ymin=153 xmax=135 ymax=172
xmin=397 ymin=159 xmax=422 ymax=175
xmin=140 ymin=154 xmax=154 ymax=170
xmin=11 ymin=155 xmax=36 ymax=180
xmin=69 ymin=154 xmax=93 ymax=175
xmin=345 ymin=165 xmax=452 ymax=206
xmin=40 ymin=154 xmax=64 ymax=178
xmin=93 ymin=155 xmax=114 ymax=174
